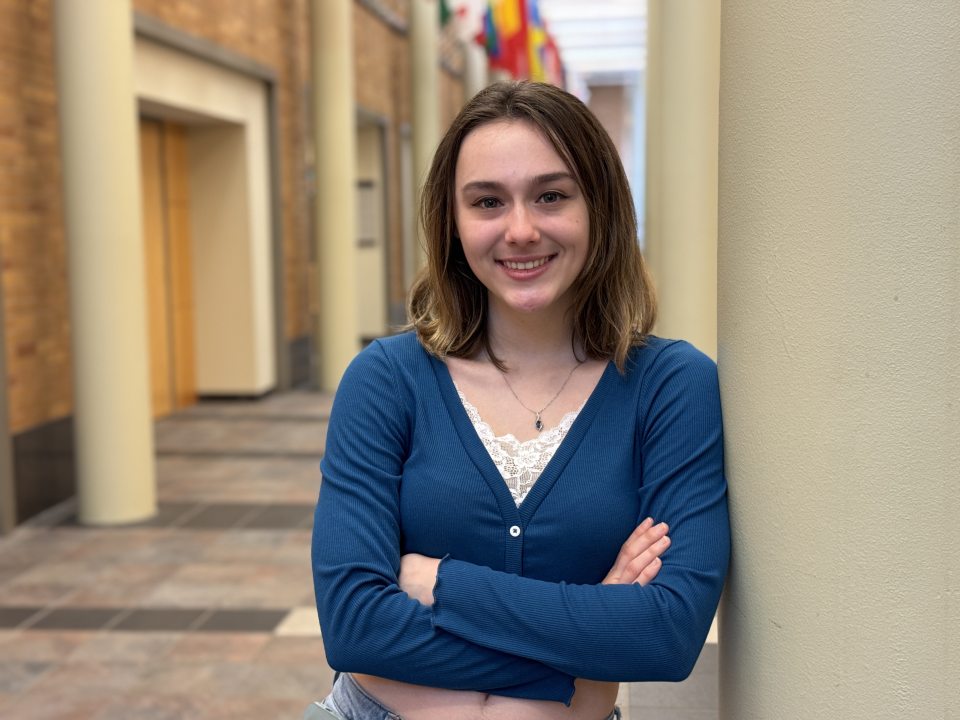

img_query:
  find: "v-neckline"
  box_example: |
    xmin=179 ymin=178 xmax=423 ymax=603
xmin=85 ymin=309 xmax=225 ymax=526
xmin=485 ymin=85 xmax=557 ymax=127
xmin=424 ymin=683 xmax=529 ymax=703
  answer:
xmin=429 ymin=354 xmax=617 ymax=523
xmin=453 ymin=384 xmax=584 ymax=445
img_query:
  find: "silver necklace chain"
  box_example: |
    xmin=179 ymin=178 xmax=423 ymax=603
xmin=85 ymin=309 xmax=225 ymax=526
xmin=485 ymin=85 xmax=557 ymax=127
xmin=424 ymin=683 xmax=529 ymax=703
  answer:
xmin=499 ymin=360 xmax=583 ymax=432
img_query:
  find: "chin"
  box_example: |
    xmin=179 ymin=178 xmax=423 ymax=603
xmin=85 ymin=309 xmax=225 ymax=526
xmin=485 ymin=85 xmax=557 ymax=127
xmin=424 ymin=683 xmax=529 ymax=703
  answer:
xmin=507 ymin=297 xmax=560 ymax=315
xmin=492 ymin=287 xmax=571 ymax=318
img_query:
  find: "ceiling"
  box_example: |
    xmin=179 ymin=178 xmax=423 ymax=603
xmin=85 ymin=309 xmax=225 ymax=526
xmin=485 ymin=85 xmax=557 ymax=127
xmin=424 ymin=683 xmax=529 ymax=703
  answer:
xmin=537 ymin=0 xmax=647 ymax=87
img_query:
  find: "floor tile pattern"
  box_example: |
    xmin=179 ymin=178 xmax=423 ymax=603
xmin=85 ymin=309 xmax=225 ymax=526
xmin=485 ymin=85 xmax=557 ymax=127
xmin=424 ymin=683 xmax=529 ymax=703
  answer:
xmin=0 ymin=390 xmax=717 ymax=719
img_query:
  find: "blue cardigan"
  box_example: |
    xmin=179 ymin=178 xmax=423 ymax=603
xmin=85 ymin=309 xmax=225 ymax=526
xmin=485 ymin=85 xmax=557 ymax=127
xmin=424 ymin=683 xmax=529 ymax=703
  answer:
xmin=312 ymin=332 xmax=729 ymax=704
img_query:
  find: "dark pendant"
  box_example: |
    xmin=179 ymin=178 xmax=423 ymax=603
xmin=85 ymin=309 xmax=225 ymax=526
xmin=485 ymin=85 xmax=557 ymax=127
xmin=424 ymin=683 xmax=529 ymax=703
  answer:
xmin=535 ymin=416 xmax=544 ymax=432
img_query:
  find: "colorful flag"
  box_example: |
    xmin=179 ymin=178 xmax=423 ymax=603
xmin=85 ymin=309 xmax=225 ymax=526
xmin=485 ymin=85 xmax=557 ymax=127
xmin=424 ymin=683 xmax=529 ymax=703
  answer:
xmin=489 ymin=0 xmax=528 ymax=78
xmin=527 ymin=0 xmax=547 ymax=81
xmin=528 ymin=0 xmax=564 ymax=86
xmin=449 ymin=0 xmax=487 ymax=43
xmin=469 ymin=0 xmax=564 ymax=85
xmin=478 ymin=2 xmax=501 ymax=58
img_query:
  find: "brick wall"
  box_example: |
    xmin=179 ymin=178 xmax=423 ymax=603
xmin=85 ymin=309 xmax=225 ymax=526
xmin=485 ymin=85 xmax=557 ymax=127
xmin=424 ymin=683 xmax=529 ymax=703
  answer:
xmin=354 ymin=1 xmax=413 ymax=311
xmin=0 ymin=0 xmax=73 ymax=433
xmin=354 ymin=2 xmax=412 ymax=124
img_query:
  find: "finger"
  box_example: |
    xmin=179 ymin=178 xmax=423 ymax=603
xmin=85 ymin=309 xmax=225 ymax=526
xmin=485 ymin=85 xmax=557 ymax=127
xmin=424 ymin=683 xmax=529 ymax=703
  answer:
xmin=634 ymin=556 xmax=662 ymax=586
xmin=619 ymin=533 xmax=671 ymax=584
xmin=629 ymin=516 xmax=655 ymax=542
xmin=604 ymin=521 xmax=668 ymax=585
xmin=619 ymin=521 xmax=669 ymax=563
xmin=605 ymin=518 xmax=655 ymax=582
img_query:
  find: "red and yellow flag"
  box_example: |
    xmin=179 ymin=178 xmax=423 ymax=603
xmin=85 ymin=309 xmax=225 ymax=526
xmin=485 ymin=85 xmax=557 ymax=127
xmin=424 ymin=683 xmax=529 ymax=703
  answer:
xmin=474 ymin=0 xmax=564 ymax=86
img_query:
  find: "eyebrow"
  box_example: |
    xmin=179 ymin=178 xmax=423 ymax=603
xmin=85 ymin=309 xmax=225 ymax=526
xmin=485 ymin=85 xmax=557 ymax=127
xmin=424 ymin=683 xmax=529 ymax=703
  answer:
xmin=460 ymin=172 xmax=577 ymax=194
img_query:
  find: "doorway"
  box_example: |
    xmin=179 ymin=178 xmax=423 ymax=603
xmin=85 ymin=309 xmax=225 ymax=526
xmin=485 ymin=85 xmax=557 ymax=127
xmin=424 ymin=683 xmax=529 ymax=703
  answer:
xmin=139 ymin=118 xmax=197 ymax=418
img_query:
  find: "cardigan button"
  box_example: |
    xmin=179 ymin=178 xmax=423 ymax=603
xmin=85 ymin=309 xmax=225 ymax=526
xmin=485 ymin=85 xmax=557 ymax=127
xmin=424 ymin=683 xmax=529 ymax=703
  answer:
xmin=509 ymin=525 xmax=521 ymax=537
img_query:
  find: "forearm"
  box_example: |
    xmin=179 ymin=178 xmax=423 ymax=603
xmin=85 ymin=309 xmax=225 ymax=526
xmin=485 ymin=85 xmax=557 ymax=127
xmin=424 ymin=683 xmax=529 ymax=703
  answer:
xmin=314 ymin=549 xmax=575 ymax=700
xmin=430 ymin=556 xmax=722 ymax=681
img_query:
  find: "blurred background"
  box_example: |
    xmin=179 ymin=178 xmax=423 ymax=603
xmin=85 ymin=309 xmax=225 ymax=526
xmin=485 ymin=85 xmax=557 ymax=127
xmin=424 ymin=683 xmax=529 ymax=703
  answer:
xmin=3 ymin=1 xmax=955 ymax=719
xmin=0 ymin=2 xmax=726 ymax=718
xmin=0 ymin=0 xmax=677 ymax=535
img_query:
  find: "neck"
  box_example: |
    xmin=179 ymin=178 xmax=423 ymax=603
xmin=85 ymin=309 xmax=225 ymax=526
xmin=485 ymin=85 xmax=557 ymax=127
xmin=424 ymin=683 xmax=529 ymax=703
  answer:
xmin=486 ymin=300 xmax=578 ymax=369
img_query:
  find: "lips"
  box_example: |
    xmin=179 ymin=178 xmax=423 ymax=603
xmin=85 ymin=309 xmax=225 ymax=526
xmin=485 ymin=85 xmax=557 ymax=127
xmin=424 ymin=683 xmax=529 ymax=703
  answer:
xmin=498 ymin=255 xmax=555 ymax=271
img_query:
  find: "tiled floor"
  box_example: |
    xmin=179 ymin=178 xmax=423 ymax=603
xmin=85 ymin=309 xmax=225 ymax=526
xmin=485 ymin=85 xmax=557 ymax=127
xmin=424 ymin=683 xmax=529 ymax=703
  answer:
xmin=0 ymin=391 xmax=717 ymax=719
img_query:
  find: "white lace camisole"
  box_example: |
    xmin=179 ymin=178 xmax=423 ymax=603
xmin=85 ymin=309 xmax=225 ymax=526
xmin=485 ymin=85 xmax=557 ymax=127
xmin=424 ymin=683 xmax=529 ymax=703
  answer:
xmin=456 ymin=388 xmax=583 ymax=506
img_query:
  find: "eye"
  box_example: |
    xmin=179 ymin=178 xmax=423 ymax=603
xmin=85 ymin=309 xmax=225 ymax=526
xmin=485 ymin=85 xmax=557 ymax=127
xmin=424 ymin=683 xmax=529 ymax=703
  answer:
xmin=474 ymin=197 xmax=502 ymax=209
xmin=540 ymin=191 xmax=565 ymax=204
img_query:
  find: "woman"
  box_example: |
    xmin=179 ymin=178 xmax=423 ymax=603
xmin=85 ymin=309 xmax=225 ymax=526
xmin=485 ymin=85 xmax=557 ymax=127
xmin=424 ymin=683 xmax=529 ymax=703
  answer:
xmin=310 ymin=81 xmax=729 ymax=720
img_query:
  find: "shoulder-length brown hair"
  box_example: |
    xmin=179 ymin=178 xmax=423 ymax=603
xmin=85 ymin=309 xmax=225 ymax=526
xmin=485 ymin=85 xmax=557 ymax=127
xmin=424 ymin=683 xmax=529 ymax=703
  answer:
xmin=408 ymin=81 xmax=656 ymax=371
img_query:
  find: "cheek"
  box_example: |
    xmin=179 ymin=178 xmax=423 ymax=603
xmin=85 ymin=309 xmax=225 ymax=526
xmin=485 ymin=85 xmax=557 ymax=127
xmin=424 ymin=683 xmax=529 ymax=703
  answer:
xmin=452 ymin=206 xmax=463 ymax=239
xmin=572 ymin=225 xmax=592 ymax=275
xmin=457 ymin=222 xmax=496 ymax=256
xmin=455 ymin=234 xmax=485 ymax=276
xmin=576 ymin=216 xmax=591 ymax=254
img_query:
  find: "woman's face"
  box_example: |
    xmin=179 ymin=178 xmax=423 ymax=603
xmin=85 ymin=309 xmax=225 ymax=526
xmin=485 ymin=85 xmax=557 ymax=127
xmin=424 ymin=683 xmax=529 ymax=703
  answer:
xmin=453 ymin=120 xmax=590 ymax=321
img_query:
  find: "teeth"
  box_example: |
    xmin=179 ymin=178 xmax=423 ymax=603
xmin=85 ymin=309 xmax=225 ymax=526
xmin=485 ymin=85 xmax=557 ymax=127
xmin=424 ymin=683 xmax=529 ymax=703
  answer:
xmin=503 ymin=257 xmax=549 ymax=270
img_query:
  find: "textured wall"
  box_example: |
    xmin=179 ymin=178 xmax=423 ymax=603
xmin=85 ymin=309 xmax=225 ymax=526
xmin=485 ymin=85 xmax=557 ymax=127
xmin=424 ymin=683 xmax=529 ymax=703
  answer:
xmin=354 ymin=1 xmax=413 ymax=309
xmin=0 ymin=0 xmax=73 ymax=433
xmin=718 ymin=2 xmax=959 ymax=718
xmin=354 ymin=2 xmax=411 ymax=123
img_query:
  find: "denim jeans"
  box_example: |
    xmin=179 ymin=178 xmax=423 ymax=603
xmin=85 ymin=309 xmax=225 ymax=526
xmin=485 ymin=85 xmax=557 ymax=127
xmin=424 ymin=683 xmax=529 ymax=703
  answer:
xmin=317 ymin=673 xmax=622 ymax=720
xmin=318 ymin=673 xmax=401 ymax=720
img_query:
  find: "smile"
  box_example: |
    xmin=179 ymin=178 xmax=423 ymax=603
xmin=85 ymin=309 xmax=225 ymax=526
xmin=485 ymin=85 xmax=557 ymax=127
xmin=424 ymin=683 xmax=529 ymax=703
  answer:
xmin=499 ymin=256 xmax=553 ymax=271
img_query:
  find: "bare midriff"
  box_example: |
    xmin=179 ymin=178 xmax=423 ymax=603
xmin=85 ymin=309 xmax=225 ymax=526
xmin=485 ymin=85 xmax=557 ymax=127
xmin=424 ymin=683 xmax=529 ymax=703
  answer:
xmin=352 ymin=674 xmax=618 ymax=720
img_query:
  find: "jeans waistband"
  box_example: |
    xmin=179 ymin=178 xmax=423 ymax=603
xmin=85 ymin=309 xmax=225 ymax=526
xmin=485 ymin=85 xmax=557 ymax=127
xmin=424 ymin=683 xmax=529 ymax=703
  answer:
xmin=329 ymin=673 xmax=402 ymax=720
xmin=329 ymin=673 xmax=620 ymax=720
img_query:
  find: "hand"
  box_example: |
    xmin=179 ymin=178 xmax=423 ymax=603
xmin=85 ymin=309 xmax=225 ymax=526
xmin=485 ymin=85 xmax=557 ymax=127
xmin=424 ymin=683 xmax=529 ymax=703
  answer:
xmin=399 ymin=553 xmax=442 ymax=605
xmin=602 ymin=517 xmax=670 ymax=586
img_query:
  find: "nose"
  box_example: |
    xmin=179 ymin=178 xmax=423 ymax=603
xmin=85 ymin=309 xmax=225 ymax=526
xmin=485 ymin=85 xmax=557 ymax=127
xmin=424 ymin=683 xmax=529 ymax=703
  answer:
xmin=505 ymin=204 xmax=540 ymax=244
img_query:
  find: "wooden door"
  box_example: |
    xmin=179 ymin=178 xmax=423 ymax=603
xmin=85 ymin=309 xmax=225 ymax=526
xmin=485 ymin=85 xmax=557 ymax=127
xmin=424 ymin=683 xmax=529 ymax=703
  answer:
xmin=140 ymin=119 xmax=197 ymax=418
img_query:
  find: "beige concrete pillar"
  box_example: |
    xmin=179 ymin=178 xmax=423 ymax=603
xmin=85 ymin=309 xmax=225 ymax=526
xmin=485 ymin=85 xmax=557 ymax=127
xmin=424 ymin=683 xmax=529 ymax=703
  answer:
xmin=411 ymin=0 xmax=442 ymax=269
xmin=718 ymin=3 xmax=960 ymax=718
xmin=53 ymin=0 xmax=156 ymax=524
xmin=312 ymin=0 xmax=359 ymax=391
xmin=644 ymin=0 xmax=720 ymax=358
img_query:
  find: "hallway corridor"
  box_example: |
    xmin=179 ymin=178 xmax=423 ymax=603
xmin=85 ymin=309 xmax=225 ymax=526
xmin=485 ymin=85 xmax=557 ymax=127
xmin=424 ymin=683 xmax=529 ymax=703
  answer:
xmin=0 ymin=392 xmax=717 ymax=719
xmin=0 ymin=393 xmax=335 ymax=718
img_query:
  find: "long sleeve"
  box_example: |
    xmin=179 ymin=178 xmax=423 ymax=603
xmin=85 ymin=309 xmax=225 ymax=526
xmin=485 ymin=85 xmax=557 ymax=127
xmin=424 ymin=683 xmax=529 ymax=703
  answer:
xmin=311 ymin=341 xmax=576 ymax=702
xmin=430 ymin=341 xmax=729 ymax=681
